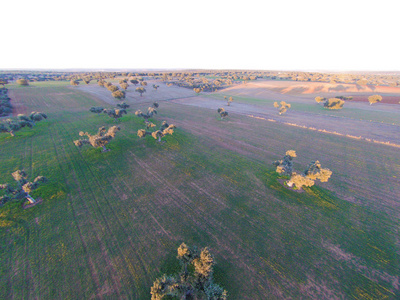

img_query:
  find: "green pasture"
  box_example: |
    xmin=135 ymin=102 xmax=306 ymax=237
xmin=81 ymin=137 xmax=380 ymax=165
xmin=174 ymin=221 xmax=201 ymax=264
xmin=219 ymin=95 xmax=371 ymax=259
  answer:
xmin=0 ymin=83 xmax=399 ymax=299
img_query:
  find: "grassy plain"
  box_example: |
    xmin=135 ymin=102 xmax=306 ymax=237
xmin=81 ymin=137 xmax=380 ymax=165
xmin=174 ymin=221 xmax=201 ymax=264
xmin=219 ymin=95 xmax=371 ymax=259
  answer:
xmin=0 ymin=81 xmax=399 ymax=299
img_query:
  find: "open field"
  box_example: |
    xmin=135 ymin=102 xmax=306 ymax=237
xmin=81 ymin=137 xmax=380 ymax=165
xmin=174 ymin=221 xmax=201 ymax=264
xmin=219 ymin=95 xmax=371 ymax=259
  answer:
xmin=1 ymin=80 xmax=399 ymax=299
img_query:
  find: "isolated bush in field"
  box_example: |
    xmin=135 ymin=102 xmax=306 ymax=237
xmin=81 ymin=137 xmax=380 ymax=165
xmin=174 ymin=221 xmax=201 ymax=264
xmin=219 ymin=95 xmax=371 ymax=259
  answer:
xmin=217 ymin=108 xmax=228 ymax=119
xmin=135 ymin=87 xmax=146 ymax=96
xmin=74 ymin=126 xmax=120 ymax=152
xmin=368 ymin=94 xmax=382 ymax=105
xmin=16 ymin=79 xmax=29 ymax=86
xmin=152 ymin=84 xmax=159 ymax=91
xmin=324 ymin=98 xmax=344 ymax=109
xmin=70 ymin=80 xmax=79 ymax=86
xmin=120 ymin=82 xmax=129 ymax=90
xmin=141 ymin=81 xmax=148 ymax=86
xmin=273 ymin=101 xmax=291 ymax=115
xmin=315 ymin=96 xmax=326 ymax=103
xmin=89 ymin=106 xmax=104 ymax=116
xmin=0 ymin=170 xmax=47 ymax=206
xmin=227 ymin=96 xmax=233 ymax=106
xmin=112 ymin=90 xmax=126 ymax=100
xmin=116 ymin=102 xmax=130 ymax=109
xmin=103 ymin=108 xmax=127 ymax=122
xmin=138 ymin=121 xmax=176 ymax=142
xmin=107 ymin=84 xmax=119 ymax=92
xmin=273 ymin=150 xmax=331 ymax=189
xmin=150 ymin=243 xmax=227 ymax=300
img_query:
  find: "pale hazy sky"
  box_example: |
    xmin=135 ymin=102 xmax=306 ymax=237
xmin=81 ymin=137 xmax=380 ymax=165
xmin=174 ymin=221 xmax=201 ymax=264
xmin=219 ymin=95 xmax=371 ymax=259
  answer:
xmin=2 ymin=0 xmax=399 ymax=71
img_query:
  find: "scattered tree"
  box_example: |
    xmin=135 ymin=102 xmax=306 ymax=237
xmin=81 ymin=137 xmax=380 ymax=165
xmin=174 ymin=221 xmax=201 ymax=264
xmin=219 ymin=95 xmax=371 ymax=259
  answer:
xmin=89 ymin=106 xmax=104 ymax=116
xmin=116 ymin=102 xmax=130 ymax=109
xmin=103 ymin=108 xmax=127 ymax=122
xmin=112 ymin=90 xmax=126 ymax=100
xmin=315 ymin=96 xmax=326 ymax=103
xmin=150 ymin=243 xmax=227 ymax=300
xmin=152 ymin=84 xmax=159 ymax=91
xmin=0 ymin=170 xmax=47 ymax=205
xmin=273 ymin=101 xmax=291 ymax=115
xmin=16 ymin=79 xmax=29 ymax=86
xmin=368 ymin=94 xmax=382 ymax=105
xmin=120 ymin=82 xmax=129 ymax=90
xmin=130 ymin=79 xmax=139 ymax=85
xmin=135 ymin=87 xmax=146 ymax=96
xmin=135 ymin=106 xmax=157 ymax=122
xmin=138 ymin=121 xmax=176 ymax=142
xmin=194 ymin=87 xmax=201 ymax=94
xmin=107 ymin=84 xmax=119 ymax=92
xmin=70 ymin=80 xmax=79 ymax=86
xmin=74 ymin=126 xmax=120 ymax=152
xmin=0 ymin=112 xmax=47 ymax=137
xmin=217 ymin=108 xmax=228 ymax=119
xmin=141 ymin=81 xmax=148 ymax=86
xmin=324 ymin=98 xmax=344 ymax=109
xmin=227 ymin=96 xmax=233 ymax=106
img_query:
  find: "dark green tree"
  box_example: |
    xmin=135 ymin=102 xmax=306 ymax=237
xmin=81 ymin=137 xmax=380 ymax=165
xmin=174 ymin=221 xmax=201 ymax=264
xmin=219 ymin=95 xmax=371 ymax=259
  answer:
xmin=103 ymin=108 xmax=127 ymax=122
xmin=89 ymin=107 xmax=104 ymax=116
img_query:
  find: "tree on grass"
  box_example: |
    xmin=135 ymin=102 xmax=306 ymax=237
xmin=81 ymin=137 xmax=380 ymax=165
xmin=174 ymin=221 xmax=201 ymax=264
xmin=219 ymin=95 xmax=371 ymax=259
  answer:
xmin=315 ymin=96 xmax=326 ymax=103
xmin=89 ymin=107 xmax=104 ymax=116
xmin=273 ymin=101 xmax=291 ymax=115
xmin=135 ymin=87 xmax=146 ymax=96
xmin=16 ymin=79 xmax=29 ymax=86
xmin=0 ymin=170 xmax=47 ymax=206
xmin=0 ymin=112 xmax=47 ymax=137
xmin=103 ymin=108 xmax=127 ymax=122
xmin=74 ymin=126 xmax=120 ymax=152
xmin=194 ymin=87 xmax=201 ymax=94
xmin=70 ymin=80 xmax=79 ymax=86
xmin=150 ymin=243 xmax=227 ymax=300
xmin=112 ymin=90 xmax=126 ymax=100
xmin=138 ymin=121 xmax=176 ymax=142
xmin=116 ymin=102 xmax=130 ymax=109
xmin=135 ymin=105 xmax=157 ymax=122
xmin=227 ymin=96 xmax=233 ymax=106
xmin=152 ymin=84 xmax=159 ymax=91
xmin=130 ymin=79 xmax=139 ymax=85
xmin=217 ymin=108 xmax=228 ymax=119
xmin=324 ymin=98 xmax=344 ymax=109
xmin=107 ymin=84 xmax=119 ymax=92
xmin=273 ymin=150 xmax=332 ymax=189
xmin=120 ymin=82 xmax=129 ymax=90
xmin=368 ymin=94 xmax=382 ymax=105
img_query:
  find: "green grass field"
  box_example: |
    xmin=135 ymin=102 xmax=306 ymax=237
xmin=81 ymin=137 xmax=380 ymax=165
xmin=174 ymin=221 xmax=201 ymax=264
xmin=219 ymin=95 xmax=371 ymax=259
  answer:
xmin=1 ymin=82 xmax=399 ymax=299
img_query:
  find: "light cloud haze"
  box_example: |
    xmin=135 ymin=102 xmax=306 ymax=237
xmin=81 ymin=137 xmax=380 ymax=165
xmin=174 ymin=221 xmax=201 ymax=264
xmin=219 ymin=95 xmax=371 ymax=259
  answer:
xmin=2 ymin=0 xmax=398 ymax=71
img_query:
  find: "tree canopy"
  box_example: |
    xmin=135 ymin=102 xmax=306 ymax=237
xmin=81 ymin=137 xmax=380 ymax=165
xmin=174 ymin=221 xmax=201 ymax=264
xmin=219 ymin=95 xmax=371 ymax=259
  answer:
xmin=74 ymin=126 xmax=120 ymax=152
xmin=135 ymin=87 xmax=146 ymax=96
xmin=273 ymin=101 xmax=291 ymax=115
xmin=368 ymin=94 xmax=383 ymax=105
xmin=1 ymin=170 xmax=47 ymax=206
xmin=103 ymin=108 xmax=127 ymax=122
xmin=150 ymin=243 xmax=227 ymax=300
xmin=217 ymin=108 xmax=228 ymax=119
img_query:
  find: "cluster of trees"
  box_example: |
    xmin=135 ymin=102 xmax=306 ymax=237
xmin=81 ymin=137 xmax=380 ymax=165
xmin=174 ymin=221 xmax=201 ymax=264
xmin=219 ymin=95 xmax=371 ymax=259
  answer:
xmin=0 ymin=112 xmax=47 ymax=137
xmin=273 ymin=150 xmax=332 ymax=189
xmin=273 ymin=101 xmax=291 ymax=115
xmin=151 ymin=243 xmax=227 ymax=300
xmin=74 ymin=126 xmax=120 ymax=152
xmin=0 ymin=170 xmax=47 ymax=206
xmin=0 ymin=86 xmax=12 ymax=117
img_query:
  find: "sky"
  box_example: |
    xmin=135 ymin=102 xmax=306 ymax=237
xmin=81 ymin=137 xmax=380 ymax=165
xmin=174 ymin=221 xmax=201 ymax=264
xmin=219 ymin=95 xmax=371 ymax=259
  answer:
xmin=1 ymin=0 xmax=399 ymax=71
